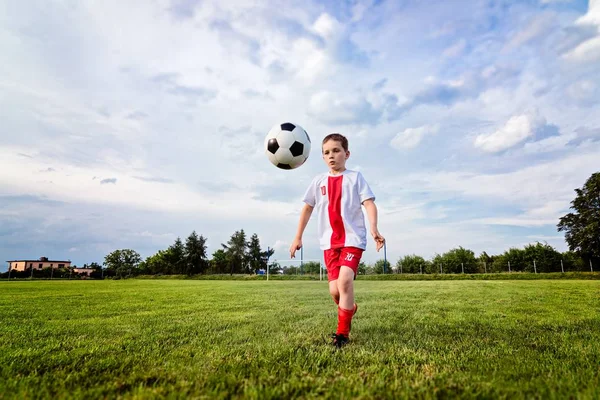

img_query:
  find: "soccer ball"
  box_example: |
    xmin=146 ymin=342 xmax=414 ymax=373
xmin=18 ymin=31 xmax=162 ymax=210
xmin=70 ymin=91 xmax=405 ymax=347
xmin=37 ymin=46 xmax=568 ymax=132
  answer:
xmin=264 ymin=122 xmax=311 ymax=170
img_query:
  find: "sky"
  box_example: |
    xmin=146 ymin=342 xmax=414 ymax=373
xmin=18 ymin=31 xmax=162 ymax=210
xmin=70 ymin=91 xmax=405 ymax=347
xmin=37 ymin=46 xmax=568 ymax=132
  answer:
xmin=1 ymin=0 xmax=599 ymax=271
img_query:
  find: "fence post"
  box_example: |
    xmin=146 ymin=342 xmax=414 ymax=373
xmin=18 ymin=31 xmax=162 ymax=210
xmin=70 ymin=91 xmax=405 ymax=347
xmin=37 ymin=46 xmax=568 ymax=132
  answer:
xmin=462 ymin=262 xmax=464 ymax=274
xmin=561 ymin=259 xmax=564 ymax=273
xmin=420 ymin=264 xmax=422 ymax=274
xmin=440 ymin=264 xmax=442 ymax=274
xmin=383 ymin=243 xmax=387 ymax=274
xmin=508 ymin=261 xmax=511 ymax=273
xmin=484 ymin=262 xmax=487 ymax=273
xmin=533 ymin=260 xmax=537 ymax=274
xmin=591 ymin=259 xmax=594 ymax=272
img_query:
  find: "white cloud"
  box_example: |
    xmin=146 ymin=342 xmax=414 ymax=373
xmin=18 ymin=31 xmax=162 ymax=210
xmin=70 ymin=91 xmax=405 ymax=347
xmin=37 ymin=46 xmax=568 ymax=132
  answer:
xmin=351 ymin=0 xmax=376 ymax=23
xmin=522 ymin=133 xmax=576 ymax=153
xmin=312 ymin=13 xmax=342 ymax=39
xmin=575 ymin=0 xmax=600 ymax=26
xmin=504 ymin=13 xmax=556 ymax=51
xmin=443 ymin=39 xmax=467 ymax=57
xmin=474 ymin=112 xmax=546 ymax=153
xmin=563 ymin=0 xmax=600 ymax=62
xmin=307 ymin=91 xmax=380 ymax=125
xmin=390 ymin=125 xmax=440 ymax=150
xmin=563 ymin=35 xmax=600 ymax=62
xmin=567 ymin=80 xmax=598 ymax=101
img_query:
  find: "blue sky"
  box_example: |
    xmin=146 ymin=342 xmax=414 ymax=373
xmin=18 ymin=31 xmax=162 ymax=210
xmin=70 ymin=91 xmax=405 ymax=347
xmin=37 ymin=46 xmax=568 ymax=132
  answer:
xmin=1 ymin=0 xmax=599 ymax=271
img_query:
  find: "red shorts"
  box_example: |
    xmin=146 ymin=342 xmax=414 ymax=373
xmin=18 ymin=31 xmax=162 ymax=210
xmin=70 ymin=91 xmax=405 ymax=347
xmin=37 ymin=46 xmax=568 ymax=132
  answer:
xmin=324 ymin=247 xmax=364 ymax=282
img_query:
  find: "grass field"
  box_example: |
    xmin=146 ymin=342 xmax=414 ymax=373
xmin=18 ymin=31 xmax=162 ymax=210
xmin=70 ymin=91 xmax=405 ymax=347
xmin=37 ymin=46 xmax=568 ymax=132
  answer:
xmin=1 ymin=280 xmax=599 ymax=399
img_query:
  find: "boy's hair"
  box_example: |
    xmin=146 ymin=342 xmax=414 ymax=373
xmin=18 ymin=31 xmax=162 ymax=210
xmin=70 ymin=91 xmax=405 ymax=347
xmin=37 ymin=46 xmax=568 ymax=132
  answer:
xmin=322 ymin=133 xmax=349 ymax=152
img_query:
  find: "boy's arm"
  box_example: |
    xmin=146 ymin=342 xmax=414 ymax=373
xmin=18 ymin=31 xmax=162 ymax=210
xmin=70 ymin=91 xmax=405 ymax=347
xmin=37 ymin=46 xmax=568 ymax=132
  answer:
xmin=290 ymin=203 xmax=314 ymax=258
xmin=362 ymin=199 xmax=385 ymax=251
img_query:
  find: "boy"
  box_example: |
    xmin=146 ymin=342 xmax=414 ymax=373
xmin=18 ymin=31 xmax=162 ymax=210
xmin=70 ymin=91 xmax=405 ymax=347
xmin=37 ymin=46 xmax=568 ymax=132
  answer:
xmin=289 ymin=133 xmax=385 ymax=348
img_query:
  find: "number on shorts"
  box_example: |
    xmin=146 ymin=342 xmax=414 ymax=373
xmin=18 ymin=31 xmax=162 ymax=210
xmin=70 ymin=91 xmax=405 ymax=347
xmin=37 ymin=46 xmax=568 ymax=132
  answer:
xmin=344 ymin=253 xmax=354 ymax=262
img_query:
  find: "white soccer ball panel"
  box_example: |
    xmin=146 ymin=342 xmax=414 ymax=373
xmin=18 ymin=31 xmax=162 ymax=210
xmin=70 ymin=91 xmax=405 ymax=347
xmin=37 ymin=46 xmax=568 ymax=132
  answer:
xmin=302 ymin=141 xmax=311 ymax=158
xmin=274 ymin=148 xmax=294 ymax=164
xmin=266 ymin=124 xmax=281 ymax=138
xmin=275 ymin=149 xmax=293 ymax=164
xmin=291 ymin=154 xmax=308 ymax=168
xmin=275 ymin=131 xmax=296 ymax=149
xmin=290 ymin=127 xmax=304 ymax=141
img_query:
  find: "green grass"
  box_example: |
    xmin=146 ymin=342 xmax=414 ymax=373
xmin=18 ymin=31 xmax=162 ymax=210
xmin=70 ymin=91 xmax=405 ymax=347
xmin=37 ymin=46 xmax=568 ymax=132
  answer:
xmin=1 ymin=280 xmax=599 ymax=399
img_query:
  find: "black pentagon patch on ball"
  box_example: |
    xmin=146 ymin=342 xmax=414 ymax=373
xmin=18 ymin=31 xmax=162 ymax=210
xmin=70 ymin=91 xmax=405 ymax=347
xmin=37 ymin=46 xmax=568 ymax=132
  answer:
xmin=277 ymin=163 xmax=292 ymax=170
xmin=267 ymin=138 xmax=279 ymax=154
xmin=289 ymin=141 xmax=304 ymax=157
xmin=281 ymin=122 xmax=296 ymax=132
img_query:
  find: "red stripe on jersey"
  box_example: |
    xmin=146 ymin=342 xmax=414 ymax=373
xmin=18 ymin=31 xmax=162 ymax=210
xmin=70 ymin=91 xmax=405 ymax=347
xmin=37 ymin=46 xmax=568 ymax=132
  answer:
xmin=328 ymin=175 xmax=345 ymax=248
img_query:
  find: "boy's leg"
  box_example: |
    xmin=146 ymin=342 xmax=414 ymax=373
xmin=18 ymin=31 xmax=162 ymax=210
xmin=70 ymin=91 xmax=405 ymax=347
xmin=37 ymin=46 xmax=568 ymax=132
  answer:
xmin=335 ymin=247 xmax=363 ymax=338
xmin=336 ymin=266 xmax=355 ymax=310
xmin=324 ymin=249 xmax=341 ymax=304
xmin=329 ymin=281 xmax=340 ymax=305
xmin=335 ymin=267 xmax=356 ymax=338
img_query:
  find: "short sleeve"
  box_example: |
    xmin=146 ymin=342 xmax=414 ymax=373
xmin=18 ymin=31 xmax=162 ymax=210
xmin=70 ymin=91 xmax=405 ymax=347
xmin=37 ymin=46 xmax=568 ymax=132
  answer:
xmin=357 ymin=172 xmax=375 ymax=203
xmin=302 ymin=176 xmax=317 ymax=207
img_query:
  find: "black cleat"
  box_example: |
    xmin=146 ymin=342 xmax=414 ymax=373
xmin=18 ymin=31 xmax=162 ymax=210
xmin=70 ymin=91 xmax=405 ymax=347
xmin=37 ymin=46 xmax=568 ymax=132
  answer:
xmin=331 ymin=333 xmax=350 ymax=348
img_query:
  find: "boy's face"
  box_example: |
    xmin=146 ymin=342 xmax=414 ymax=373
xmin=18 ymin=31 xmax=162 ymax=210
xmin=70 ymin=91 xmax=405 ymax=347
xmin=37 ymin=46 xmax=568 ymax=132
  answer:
xmin=322 ymin=139 xmax=349 ymax=173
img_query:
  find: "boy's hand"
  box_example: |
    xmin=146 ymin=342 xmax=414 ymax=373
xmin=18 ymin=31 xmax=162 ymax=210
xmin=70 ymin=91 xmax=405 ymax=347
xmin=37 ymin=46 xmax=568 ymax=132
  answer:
xmin=371 ymin=230 xmax=385 ymax=252
xmin=289 ymin=238 xmax=302 ymax=258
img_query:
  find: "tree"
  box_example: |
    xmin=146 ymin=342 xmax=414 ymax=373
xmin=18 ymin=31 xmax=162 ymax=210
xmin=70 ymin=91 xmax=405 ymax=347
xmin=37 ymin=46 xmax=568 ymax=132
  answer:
xmin=139 ymin=249 xmax=174 ymax=275
xmin=558 ymin=172 xmax=600 ymax=263
xmin=185 ymin=231 xmax=208 ymax=275
xmin=522 ymin=242 xmax=562 ymax=273
xmin=302 ymin=261 xmax=321 ymax=274
xmin=431 ymin=254 xmax=445 ymax=274
xmin=247 ymin=234 xmax=266 ymax=274
xmin=439 ymin=247 xmax=478 ymax=274
xmin=493 ymin=247 xmax=526 ymax=272
xmin=373 ymin=259 xmax=391 ymax=274
xmin=210 ymin=249 xmax=229 ymax=274
xmin=479 ymin=252 xmax=494 ymax=273
xmin=357 ymin=261 xmax=367 ymax=275
xmin=168 ymin=237 xmax=186 ymax=274
xmin=85 ymin=262 xmax=103 ymax=279
xmin=222 ymin=229 xmax=248 ymax=274
xmin=562 ymin=251 xmax=586 ymax=271
xmin=396 ymin=255 xmax=426 ymax=273
xmin=283 ymin=265 xmax=300 ymax=275
xmin=268 ymin=261 xmax=281 ymax=274
xmin=104 ymin=249 xmax=141 ymax=278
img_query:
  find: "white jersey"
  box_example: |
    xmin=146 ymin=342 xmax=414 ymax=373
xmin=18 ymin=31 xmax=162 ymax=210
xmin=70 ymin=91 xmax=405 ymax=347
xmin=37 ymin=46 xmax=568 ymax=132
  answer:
xmin=302 ymin=169 xmax=375 ymax=250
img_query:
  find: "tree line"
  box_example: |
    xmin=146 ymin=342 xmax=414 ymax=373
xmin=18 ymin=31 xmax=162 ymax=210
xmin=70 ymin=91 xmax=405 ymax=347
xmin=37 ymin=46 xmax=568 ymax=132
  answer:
xmin=100 ymin=230 xmax=275 ymax=278
xmin=98 ymin=240 xmax=597 ymax=279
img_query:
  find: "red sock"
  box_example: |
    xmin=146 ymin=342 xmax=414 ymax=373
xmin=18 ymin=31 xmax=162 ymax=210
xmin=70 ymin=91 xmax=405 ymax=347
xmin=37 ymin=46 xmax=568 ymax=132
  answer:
xmin=336 ymin=306 xmax=354 ymax=336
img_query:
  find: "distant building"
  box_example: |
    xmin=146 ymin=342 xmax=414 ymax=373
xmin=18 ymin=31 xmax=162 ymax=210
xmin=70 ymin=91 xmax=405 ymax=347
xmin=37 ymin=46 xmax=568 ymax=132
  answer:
xmin=72 ymin=267 xmax=94 ymax=277
xmin=6 ymin=257 xmax=72 ymax=272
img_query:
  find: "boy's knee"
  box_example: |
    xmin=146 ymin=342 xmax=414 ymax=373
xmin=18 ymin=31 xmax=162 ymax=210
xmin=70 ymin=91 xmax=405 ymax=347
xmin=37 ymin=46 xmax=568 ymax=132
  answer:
xmin=337 ymin=275 xmax=353 ymax=292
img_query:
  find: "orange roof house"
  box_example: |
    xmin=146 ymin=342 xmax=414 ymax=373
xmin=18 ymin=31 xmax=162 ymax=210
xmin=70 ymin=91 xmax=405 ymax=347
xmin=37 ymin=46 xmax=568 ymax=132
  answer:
xmin=6 ymin=257 xmax=72 ymax=272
